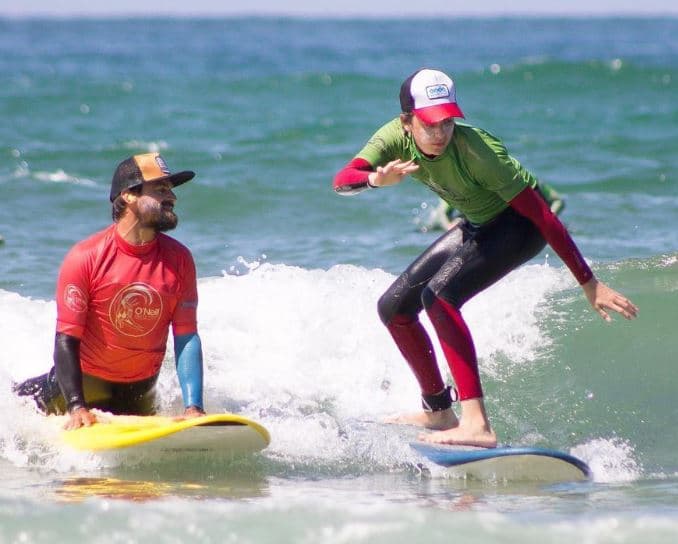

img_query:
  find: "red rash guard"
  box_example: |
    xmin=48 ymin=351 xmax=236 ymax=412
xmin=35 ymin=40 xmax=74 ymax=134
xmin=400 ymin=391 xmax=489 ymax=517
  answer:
xmin=56 ymin=224 xmax=198 ymax=382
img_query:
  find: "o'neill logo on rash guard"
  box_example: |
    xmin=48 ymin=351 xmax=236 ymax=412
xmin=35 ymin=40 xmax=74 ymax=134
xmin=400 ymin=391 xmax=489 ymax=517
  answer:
xmin=64 ymin=284 xmax=87 ymax=313
xmin=108 ymin=283 xmax=163 ymax=337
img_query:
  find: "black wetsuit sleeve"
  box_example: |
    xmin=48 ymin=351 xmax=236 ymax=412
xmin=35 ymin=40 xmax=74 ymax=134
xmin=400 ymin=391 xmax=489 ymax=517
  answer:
xmin=54 ymin=332 xmax=86 ymax=412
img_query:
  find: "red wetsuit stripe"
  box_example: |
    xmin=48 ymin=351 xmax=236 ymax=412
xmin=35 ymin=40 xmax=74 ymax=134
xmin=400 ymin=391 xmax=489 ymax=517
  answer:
xmin=509 ymin=187 xmax=593 ymax=285
xmin=425 ymin=296 xmax=484 ymax=401
xmin=386 ymin=314 xmax=445 ymax=395
xmin=333 ymin=157 xmax=372 ymax=194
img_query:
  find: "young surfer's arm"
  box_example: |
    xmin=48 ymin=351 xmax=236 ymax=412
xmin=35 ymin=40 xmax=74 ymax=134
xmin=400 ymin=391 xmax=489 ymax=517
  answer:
xmin=333 ymin=158 xmax=419 ymax=194
xmin=174 ymin=332 xmax=205 ymax=417
xmin=509 ymin=186 xmax=638 ymax=321
xmin=54 ymin=332 xmax=97 ymax=429
xmin=333 ymin=158 xmax=375 ymax=194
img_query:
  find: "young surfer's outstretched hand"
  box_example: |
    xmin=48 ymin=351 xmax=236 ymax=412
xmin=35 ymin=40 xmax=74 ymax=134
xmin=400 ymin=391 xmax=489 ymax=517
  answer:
xmin=368 ymin=159 xmax=419 ymax=187
xmin=582 ymin=277 xmax=639 ymax=322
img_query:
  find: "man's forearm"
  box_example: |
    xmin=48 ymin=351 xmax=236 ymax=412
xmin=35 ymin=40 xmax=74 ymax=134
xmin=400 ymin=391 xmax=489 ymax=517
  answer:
xmin=54 ymin=332 xmax=85 ymax=411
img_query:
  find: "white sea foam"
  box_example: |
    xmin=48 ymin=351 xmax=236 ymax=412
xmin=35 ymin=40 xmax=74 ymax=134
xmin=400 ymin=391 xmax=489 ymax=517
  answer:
xmin=0 ymin=262 xmax=596 ymax=473
xmin=121 ymin=140 xmax=168 ymax=152
xmin=33 ymin=169 xmax=96 ymax=187
xmin=571 ymin=437 xmax=642 ymax=483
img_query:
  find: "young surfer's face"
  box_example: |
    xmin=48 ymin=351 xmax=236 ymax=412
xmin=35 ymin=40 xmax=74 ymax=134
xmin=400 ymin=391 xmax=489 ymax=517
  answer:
xmin=406 ymin=115 xmax=455 ymax=157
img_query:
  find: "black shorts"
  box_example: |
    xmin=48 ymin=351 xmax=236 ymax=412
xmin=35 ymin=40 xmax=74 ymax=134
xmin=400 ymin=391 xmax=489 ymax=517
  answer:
xmin=14 ymin=367 xmax=159 ymax=416
xmin=377 ymin=206 xmax=547 ymax=323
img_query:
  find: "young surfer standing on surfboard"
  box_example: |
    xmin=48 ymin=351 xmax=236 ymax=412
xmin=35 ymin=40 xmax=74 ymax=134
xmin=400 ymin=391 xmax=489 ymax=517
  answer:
xmin=15 ymin=153 xmax=206 ymax=430
xmin=333 ymin=68 xmax=639 ymax=448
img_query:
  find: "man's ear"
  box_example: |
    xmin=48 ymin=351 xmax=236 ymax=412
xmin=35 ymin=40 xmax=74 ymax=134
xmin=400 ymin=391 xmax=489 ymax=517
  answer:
xmin=121 ymin=189 xmax=138 ymax=204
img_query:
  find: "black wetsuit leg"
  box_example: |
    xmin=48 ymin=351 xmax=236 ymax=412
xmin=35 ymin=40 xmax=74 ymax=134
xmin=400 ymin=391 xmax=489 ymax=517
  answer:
xmin=14 ymin=370 xmax=159 ymax=416
xmin=377 ymin=221 xmax=466 ymax=324
xmin=13 ymin=367 xmax=65 ymax=414
xmin=377 ymin=206 xmax=547 ymax=322
xmin=426 ymin=207 xmax=547 ymax=308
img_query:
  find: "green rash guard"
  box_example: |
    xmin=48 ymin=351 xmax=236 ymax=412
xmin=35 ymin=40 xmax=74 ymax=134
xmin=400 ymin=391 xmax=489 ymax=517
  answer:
xmin=355 ymin=118 xmax=540 ymax=225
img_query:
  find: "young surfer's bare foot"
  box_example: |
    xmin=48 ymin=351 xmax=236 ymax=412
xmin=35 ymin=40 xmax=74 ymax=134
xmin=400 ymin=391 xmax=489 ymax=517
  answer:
xmin=418 ymin=424 xmax=497 ymax=448
xmin=384 ymin=408 xmax=459 ymax=430
xmin=417 ymin=398 xmax=497 ymax=447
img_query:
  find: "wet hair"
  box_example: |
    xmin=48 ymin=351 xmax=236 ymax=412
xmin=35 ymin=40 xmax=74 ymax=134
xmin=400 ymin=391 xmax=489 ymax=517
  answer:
xmin=111 ymin=185 xmax=142 ymax=222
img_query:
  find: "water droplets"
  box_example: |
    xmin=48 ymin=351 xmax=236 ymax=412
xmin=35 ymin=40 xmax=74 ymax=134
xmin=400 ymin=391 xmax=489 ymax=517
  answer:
xmin=222 ymin=254 xmax=268 ymax=276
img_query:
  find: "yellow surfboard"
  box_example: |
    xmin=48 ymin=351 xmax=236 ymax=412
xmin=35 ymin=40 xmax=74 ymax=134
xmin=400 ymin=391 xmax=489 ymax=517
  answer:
xmin=59 ymin=413 xmax=270 ymax=455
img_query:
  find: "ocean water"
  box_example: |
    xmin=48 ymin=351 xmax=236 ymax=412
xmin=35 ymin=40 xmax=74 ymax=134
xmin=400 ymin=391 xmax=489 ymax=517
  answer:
xmin=1 ymin=16 xmax=677 ymax=543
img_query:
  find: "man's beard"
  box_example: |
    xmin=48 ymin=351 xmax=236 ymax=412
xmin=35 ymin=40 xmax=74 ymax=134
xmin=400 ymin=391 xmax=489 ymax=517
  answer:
xmin=138 ymin=202 xmax=178 ymax=232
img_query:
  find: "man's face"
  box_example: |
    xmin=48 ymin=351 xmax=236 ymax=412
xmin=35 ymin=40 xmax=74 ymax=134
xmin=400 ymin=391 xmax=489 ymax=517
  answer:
xmin=135 ymin=180 xmax=178 ymax=232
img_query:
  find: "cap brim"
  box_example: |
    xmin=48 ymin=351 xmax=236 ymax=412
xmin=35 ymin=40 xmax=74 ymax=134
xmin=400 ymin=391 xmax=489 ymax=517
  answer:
xmin=151 ymin=170 xmax=195 ymax=189
xmin=110 ymin=169 xmax=195 ymax=202
xmin=413 ymin=103 xmax=465 ymax=124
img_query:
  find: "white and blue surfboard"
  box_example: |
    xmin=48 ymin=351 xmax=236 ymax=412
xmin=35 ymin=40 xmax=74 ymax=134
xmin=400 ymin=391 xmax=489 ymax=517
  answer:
xmin=411 ymin=441 xmax=591 ymax=482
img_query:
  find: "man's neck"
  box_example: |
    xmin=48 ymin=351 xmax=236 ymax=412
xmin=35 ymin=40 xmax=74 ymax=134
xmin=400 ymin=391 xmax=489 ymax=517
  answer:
xmin=116 ymin=215 xmax=156 ymax=245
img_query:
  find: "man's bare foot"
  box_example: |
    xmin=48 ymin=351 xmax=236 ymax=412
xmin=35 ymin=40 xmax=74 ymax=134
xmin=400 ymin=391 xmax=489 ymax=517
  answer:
xmin=418 ymin=424 xmax=497 ymax=448
xmin=384 ymin=407 xmax=459 ymax=430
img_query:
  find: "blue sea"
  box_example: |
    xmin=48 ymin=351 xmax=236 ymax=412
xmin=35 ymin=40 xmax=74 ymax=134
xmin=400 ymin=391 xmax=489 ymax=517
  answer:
xmin=1 ymin=16 xmax=677 ymax=543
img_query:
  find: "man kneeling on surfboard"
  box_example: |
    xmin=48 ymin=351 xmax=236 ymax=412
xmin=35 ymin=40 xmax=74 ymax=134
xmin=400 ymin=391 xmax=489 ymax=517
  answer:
xmin=15 ymin=153 xmax=206 ymax=429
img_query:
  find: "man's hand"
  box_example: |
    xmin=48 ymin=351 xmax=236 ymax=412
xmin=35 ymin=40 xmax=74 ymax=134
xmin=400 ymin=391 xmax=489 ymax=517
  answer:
xmin=63 ymin=406 xmax=97 ymax=430
xmin=368 ymin=159 xmax=419 ymax=188
xmin=181 ymin=405 xmax=206 ymax=419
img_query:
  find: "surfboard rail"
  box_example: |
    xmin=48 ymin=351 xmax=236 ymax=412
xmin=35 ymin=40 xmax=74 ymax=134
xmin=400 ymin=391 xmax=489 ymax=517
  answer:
xmin=411 ymin=441 xmax=591 ymax=482
xmin=59 ymin=413 xmax=270 ymax=453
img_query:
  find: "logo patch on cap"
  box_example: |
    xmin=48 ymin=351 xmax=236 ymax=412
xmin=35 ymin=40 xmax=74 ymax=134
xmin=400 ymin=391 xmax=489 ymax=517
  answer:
xmin=425 ymin=84 xmax=450 ymax=100
xmin=155 ymin=155 xmax=171 ymax=175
